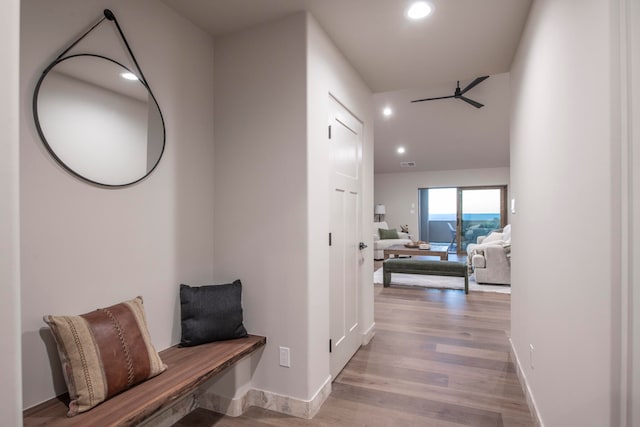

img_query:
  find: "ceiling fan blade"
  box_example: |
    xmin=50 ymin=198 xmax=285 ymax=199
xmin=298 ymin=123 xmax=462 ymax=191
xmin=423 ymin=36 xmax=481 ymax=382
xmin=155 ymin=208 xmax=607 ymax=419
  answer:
xmin=459 ymin=76 xmax=489 ymax=95
xmin=459 ymin=96 xmax=484 ymax=108
xmin=411 ymin=95 xmax=455 ymax=103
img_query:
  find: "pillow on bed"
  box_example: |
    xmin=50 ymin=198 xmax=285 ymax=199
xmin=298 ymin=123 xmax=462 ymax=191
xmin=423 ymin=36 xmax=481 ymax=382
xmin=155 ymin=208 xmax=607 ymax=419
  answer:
xmin=43 ymin=297 xmax=166 ymax=416
xmin=180 ymin=280 xmax=248 ymax=347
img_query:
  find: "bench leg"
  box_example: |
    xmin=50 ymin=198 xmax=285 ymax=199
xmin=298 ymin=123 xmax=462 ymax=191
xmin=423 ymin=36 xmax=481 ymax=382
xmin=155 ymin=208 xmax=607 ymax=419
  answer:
xmin=383 ymin=270 xmax=391 ymax=287
xmin=464 ymin=271 xmax=469 ymax=294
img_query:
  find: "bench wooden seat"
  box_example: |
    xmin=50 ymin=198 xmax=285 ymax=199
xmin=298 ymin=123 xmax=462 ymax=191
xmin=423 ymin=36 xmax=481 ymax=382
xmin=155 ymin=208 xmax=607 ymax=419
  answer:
xmin=383 ymin=258 xmax=469 ymax=294
xmin=23 ymin=334 xmax=266 ymax=426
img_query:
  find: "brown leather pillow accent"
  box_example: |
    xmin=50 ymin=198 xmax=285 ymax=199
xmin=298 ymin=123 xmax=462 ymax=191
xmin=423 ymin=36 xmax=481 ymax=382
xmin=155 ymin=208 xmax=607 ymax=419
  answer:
xmin=43 ymin=297 xmax=166 ymax=416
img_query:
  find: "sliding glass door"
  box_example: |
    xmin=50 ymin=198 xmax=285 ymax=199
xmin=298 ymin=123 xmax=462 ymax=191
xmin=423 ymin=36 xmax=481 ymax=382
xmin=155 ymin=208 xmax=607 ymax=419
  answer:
xmin=459 ymin=187 xmax=506 ymax=251
xmin=418 ymin=185 xmax=507 ymax=253
xmin=419 ymin=188 xmax=456 ymax=250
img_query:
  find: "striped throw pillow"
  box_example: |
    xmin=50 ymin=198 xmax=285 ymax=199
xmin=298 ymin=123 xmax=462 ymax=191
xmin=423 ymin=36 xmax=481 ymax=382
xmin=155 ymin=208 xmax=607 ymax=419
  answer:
xmin=43 ymin=297 xmax=166 ymax=416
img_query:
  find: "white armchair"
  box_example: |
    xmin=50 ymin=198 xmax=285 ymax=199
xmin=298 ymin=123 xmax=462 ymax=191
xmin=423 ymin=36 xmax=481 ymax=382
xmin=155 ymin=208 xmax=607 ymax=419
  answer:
xmin=373 ymin=221 xmax=412 ymax=260
xmin=467 ymin=225 xmax=511 ymax=285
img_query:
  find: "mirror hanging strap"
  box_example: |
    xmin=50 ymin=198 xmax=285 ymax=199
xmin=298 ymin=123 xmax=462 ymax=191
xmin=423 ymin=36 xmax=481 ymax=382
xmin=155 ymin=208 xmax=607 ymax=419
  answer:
xmin=46 ymin=9 xmax=149 ymax=87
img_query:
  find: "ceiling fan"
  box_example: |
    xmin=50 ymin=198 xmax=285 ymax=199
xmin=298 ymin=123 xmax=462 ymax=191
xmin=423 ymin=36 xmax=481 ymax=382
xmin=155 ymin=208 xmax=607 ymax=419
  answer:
xmin=411 ymin=76 xmax=490 ymax=108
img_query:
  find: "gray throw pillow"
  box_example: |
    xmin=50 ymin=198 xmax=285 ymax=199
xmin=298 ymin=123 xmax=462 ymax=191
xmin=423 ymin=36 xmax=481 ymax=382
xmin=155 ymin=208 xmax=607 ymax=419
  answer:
xmin=180 ymin=280 xmax=248 ymax=347
xmin=379 ymin=228 xmax=399 ymax=239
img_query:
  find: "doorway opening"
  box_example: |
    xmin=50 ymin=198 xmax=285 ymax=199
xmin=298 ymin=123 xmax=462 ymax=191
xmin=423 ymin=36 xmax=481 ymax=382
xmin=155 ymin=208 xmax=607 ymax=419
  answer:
xmin=418 ymin=186 xmax=507 ymax=253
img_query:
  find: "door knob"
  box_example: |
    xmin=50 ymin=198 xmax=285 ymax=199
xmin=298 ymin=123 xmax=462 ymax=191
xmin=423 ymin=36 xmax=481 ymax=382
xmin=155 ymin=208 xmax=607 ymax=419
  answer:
xmin=359 ymin=242 xmax=368 ymax=250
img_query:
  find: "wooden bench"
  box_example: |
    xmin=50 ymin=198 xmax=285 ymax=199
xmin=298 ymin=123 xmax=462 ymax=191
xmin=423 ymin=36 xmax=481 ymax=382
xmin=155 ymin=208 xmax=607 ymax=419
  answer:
xmin=383 ymin=258 xmax=469 ymax=294
xmin=23 ymin=334 xmax=266 ymax=426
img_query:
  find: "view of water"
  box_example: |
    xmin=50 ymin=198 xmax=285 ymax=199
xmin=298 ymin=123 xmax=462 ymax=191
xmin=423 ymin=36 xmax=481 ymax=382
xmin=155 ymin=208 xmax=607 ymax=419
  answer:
xmin=462 ymin=213 xmax=500 ymax=221
xmin=428 ymin=213 xmax=499 ymax=221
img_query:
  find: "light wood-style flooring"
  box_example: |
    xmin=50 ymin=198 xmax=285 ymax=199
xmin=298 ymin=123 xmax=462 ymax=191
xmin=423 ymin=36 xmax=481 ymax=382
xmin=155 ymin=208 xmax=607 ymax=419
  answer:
xmin=175 ymin=273 xmax=533 ymax=426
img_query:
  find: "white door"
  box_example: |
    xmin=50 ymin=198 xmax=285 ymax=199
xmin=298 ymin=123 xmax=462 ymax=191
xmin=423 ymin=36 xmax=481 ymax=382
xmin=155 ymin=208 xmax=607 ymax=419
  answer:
xmin=329 ymin=96 xmax=363 ymax=378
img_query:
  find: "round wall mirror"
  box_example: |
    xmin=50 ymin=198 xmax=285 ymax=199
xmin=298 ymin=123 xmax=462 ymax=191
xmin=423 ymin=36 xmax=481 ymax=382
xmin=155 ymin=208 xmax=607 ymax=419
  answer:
xmin=33 ymin=54 xmax=165 ymax=187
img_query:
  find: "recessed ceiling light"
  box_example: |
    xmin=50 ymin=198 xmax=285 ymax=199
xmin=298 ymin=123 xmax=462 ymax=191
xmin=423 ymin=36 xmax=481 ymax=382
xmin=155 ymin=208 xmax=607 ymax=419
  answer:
xmin=407 ymin=1 xmax=433 ymax=20
xmin=121 ymin=72 xmax=139 ymax=81
xmin=397 ymin=147 xmax=406 ymax=154
xmin=383 ymin=107 xmax=393 ymax=117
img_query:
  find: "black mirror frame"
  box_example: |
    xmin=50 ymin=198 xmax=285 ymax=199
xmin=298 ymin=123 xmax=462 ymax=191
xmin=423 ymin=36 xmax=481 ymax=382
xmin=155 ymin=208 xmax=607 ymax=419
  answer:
xmin=32 ymin=9 xmax=166 ymax=188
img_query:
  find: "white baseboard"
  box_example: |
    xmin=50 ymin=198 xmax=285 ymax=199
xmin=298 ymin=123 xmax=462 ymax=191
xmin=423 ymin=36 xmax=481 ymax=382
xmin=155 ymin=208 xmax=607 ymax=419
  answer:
xmin=510 ymin=338 xmax=544 ymax=427
xmin=362 ymin=322 xmax=376 ymax=345
xmin=250 ymin=375 xmax=332 ymax=419
xmin=200 ymin=375 xmax=332 ymax=420
xmin=199 ymin=388 xmax=249 ymax=417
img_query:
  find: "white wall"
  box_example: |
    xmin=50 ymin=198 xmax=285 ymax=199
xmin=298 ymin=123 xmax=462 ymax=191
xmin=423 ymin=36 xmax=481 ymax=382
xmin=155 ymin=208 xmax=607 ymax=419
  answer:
xmin=306 ymin=13 xmax=375 ymax=394
xmin=629 ymin=1 xmax=640 ymax=423
xmin=213 ymin=12 xmax=310 ymax=400
xmin=0 ymin=0 xmax=22 ymax=424
xmin=20 ymin=0 xmax=215 ymax=408
xmin=212 ymin=11 xmax=373 ymax=403
xmin=374 ymin=167 xmax=510 ymax=235
xmin=510 ymin=0 xmax=619 ymax=425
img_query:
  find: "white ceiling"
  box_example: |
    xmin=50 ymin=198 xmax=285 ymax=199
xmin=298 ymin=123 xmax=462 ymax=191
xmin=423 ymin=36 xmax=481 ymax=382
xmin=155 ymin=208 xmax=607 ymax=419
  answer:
xmin=375 ymin=72 xmax=511 ymax=173
xmin=162 ymin=0 xmax=532 ymax=172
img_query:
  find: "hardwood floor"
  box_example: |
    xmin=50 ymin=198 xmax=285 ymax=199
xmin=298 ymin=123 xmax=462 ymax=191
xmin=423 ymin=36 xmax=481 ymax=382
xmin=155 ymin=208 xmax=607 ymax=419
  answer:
xmin=174 ymin=276 xmax=533 ymax=426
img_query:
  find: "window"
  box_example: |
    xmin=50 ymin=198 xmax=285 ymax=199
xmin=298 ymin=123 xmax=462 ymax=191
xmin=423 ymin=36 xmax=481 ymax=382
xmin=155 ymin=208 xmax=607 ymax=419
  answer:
xmin=419 ymin=186 xmax=507 ymax=253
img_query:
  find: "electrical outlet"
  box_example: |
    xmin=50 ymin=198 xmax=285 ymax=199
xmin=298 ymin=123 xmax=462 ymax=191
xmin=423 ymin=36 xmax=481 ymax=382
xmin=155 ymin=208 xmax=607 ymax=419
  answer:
xmin=529 ymin=344 xmax=534 ymax=370
xmin=279 ymin=346 xmax=290 ymax=368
